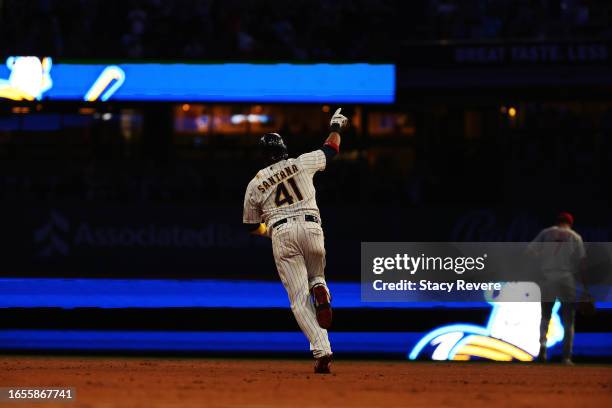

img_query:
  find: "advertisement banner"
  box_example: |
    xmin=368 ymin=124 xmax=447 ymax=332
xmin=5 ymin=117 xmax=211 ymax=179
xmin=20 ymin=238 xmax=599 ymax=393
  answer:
xmin=1 ymin=205 xmax=611 ymax=279
xmin=0 ymin=58 xmax=395 ymax=103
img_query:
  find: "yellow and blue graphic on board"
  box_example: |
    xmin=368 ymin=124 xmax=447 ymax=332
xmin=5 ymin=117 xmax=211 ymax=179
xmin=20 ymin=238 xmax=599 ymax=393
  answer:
xmin=0 ymin=57 xmax=394 ymax=103
xmin=0 ymin=56 xmax=125 ymax=102
xmin=83 ymin=66 xmax=125 ymax=102
xmin=0 ymin=56 xmax=53 ymax=101
xmin=409 ymin=283 xmax=564 ymax=361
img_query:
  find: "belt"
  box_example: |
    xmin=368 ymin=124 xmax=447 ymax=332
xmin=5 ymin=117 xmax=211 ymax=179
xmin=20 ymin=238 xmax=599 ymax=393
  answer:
xmin=272 ymin=215 xmax=320 ymax=229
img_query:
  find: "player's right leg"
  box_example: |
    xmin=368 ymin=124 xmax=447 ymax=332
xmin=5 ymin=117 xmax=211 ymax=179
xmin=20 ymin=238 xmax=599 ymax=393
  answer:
xmin=560 ymin=302 xmax=575 ymax=364
xmin=272 ymin=224 xmax=332 ymax=359
xmin=559 ymin=278 xmax=577 ymax=364
xmin=300 ymin=222 xmax=332 ymax=329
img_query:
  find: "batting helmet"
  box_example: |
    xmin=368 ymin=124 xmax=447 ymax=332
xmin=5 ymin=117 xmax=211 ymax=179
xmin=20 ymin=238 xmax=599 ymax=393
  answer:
xmin=260 ymin=132 xmax=288 ymax=163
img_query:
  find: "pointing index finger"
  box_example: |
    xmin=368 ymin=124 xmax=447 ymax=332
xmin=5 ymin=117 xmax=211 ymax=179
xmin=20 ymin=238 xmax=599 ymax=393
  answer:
xmin=333 ymin=108 xmax=342 ymax=116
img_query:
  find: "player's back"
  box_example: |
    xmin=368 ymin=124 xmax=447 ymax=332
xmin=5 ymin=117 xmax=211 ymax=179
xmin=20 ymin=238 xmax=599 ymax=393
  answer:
xmin=529 ymin=226 xmax=585 ymax=274
xmin=246 ymin=150 xmax=327 ymax=226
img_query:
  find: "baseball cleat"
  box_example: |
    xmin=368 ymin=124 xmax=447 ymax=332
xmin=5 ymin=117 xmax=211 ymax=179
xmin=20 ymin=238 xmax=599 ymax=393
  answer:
xmin=311 ymin=284 xmax=332 ymax=329
xmin=562 ymin=358 xmax=574 ymax=366
xmin=314 ymin=354 xmax=332 ymax=374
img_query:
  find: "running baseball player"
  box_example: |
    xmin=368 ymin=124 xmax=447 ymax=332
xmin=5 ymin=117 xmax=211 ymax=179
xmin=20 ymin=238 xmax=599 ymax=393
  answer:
xmin=243 ymin=108 xmax=348 ymax=374
xmin=527 ymin=212 xmax=588 ymax=364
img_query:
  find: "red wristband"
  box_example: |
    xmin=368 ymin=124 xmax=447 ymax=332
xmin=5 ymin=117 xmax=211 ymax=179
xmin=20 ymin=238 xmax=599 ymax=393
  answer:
xmin=324 ymin=141 xmax=339 ymax=153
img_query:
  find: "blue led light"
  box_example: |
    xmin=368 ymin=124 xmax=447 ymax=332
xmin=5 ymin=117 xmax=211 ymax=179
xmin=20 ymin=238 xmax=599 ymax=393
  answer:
xmin=0 ymin=278 xmax=489 ymax=309
xmin=1 ymin=278 xmax=610 ymax=309
xmin=1 ymin=60 xmax=395 ymax=103
xmin=0 ymin=330 xmax=608 ymax=356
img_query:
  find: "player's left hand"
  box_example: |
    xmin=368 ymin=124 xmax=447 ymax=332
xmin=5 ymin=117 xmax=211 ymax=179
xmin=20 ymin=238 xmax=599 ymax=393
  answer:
xmin=329 ymin=108 xmax=348 ymax=132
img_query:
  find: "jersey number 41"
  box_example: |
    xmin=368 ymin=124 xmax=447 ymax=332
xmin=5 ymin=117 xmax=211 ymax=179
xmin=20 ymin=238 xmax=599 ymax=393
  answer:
xmin=274 ymin=178 xmax=303 ymax=207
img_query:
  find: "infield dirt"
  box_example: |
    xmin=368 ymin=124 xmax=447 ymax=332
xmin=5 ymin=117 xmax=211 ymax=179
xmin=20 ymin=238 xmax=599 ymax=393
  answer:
xmin=0 ymin=356 xmax=610 ymax=408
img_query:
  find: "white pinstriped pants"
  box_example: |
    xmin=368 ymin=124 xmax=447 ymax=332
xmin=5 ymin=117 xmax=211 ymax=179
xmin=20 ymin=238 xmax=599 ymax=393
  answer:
xmin=271 ymin=218 xmax=331 ymax=358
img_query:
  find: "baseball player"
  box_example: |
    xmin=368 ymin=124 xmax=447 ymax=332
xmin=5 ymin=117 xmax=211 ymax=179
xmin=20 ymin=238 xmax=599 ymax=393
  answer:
xmin=243 ymin=108 xmax=348 ymax=374
xmin=527 ymin=212 xmax=587 ymax=364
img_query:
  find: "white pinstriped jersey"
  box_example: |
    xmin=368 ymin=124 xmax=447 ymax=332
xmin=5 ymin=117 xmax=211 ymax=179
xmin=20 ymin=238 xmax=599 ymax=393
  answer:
xmin=243 ymin=150 xmax=327 ymax=227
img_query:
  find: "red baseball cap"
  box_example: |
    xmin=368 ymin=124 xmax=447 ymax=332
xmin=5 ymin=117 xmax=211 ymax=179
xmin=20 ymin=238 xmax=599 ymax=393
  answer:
xmin=557 ymin=212 xmax=574 ymax=226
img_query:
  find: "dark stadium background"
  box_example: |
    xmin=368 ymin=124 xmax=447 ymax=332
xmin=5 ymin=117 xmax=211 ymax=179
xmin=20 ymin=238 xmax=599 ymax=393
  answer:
xmin=0 ymin=0 xmax=610 ymax=361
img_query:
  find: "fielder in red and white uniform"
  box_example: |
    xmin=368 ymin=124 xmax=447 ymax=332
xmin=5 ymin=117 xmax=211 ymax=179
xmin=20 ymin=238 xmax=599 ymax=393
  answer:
xmin=528 ymin=212 xmax=588 ymax=364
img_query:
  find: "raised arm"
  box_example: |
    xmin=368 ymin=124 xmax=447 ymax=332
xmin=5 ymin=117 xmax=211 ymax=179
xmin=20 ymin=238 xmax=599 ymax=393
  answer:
xmin=321 ymin=108 xmax=348 ymax=160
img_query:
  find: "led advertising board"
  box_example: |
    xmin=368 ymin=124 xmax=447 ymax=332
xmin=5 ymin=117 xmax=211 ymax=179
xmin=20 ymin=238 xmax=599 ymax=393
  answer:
xmin=0 ymin=57 xmax=395 ymax=103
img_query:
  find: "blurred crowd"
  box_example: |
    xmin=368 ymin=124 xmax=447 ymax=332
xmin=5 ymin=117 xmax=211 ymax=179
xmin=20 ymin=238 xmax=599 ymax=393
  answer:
xmin=1 ymin=0 xmax=610 ymax=60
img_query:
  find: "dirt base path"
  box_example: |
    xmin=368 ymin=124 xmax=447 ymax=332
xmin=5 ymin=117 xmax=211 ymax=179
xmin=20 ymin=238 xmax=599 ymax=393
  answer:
xmin=0 ymin=356 xmax=610 ymax=408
